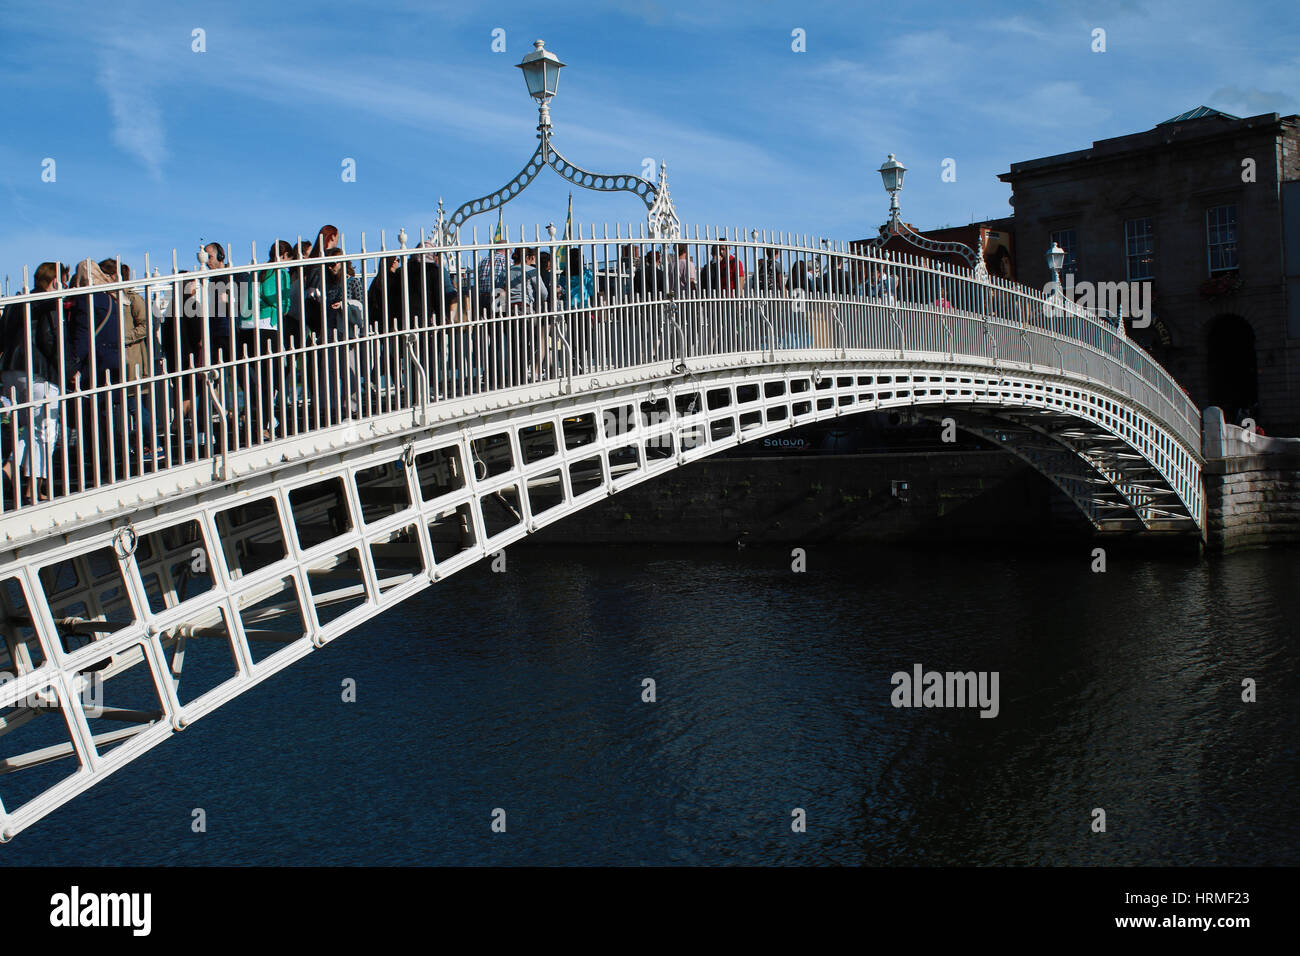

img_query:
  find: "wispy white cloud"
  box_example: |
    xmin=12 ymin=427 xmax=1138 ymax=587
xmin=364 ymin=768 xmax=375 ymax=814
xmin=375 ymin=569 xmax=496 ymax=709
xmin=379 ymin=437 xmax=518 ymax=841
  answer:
xmin=1208 ymin=86 xmax=1300 ymax=117
xmin=97 ymin=58 xmax=167 ymax=179
xmin=988 ymin=16 xmax=1061 ymax=43
xmin=977 ymin=80 xmax=1110 ymax=130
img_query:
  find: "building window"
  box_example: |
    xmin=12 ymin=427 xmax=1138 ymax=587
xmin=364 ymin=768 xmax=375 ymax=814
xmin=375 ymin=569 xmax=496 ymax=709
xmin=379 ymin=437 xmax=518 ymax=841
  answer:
xmin=1050 ymin=229 xmax=1079 ymax=278
xmin=1125 ymin=217 xmax=1155 ymax=280
xmin=1206 ymin=204 xmax=1238 ymax=273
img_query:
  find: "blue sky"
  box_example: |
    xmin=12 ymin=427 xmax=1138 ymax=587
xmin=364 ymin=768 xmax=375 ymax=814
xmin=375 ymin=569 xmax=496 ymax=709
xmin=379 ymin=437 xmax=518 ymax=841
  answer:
xmin=0 ymin=0 xmax=1296 ymax=284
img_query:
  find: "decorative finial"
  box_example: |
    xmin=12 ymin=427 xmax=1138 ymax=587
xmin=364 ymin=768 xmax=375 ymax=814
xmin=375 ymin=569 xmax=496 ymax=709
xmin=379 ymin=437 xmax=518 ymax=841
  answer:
xmin=398 ymin=228 xmax=408 ymax=249
xmin=646 ymin=159 xmax=681 ymax=241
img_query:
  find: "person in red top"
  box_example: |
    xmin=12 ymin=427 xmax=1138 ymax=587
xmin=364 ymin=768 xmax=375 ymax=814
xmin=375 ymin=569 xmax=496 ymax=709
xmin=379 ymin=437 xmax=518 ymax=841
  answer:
xmin=699 ymin=244 xmax=747 ymax=352
xmin=935 ymin=286 xmax=954 ymax=310
xmin=701 ymin=244 xmax=745 ymax=296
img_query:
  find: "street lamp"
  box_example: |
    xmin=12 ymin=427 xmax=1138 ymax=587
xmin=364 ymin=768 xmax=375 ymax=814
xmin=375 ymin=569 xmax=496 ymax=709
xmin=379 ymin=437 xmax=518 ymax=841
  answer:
xmin=868 ymin=152 xmax=985 ymax=279
xmin=516 ymin=39 xmax=565 ymax=130
xmin=878 ymin=153 xmax=907 ymax=222
xmin=434 ymin=39 xmax=679 ymax=245
xmin=1046 ymin=241 xmax=1065 ymax=289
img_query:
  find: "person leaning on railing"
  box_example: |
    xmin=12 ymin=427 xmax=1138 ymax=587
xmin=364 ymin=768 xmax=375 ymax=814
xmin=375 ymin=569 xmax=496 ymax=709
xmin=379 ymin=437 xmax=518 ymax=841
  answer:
xmin=410 ymin=241 xmax=454 ymax=326
xmin=673 ymin=243 xmax=698 ymax=298
xmin=408 ymin=242 xmax=455 ymax=400
xmin=242 ymin=240 xmax=294 ymax=441
xmin=866 ymin=264 xmax=898 ymax=304
xmin=439 ymin=254 xmax=478 ymax=397
xmin=634 ymin=248 xmax=658 ymax=360
xmin=756 ymin=249 xmax=787 ymax=296
xmin=309 ymin=224 xmax=339 ymax=260
xmin=618 ymin=244 xmax=644 ymax=301
xmin=825 ymin=256 xmax=853 ymax=298
xmin=98 ymin=260 xmax=150 ymax=381
xmin=67 ymin=259 xmax=126 ymax=481
xmin=508 ymin=247 xmax=549 ymax=384
xmin=755 ymin=249 xmax=791 ymax=350
xmin=788 ymin=256 xmax=816 ymax=296
xmin=198 ymin=242 xmax=236 ymax=366
xmin=297 ymin=249 xmax=362 ymax=423
xmin=563 ymin=246 xmax=596 ymax=374
xmin=99 ymin=259 xmax=162 ymax=466
xmin=0 ymin=261 xmax=62 ymax=503
xmin=366 ymin=253 xmax=407 ymax=328
xmin=700 ymin=244 xmax=745 ymax=353
xmin=848 ymin=259 xmax=870 ymax=298
xmin=68 ymin=259 xmax=122 ymax=386
xmin=365 ymin=253 xmax=407 ymax=404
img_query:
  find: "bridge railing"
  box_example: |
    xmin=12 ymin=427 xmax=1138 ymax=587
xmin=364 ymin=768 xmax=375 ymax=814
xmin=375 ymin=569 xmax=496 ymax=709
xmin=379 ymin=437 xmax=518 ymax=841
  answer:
xmin=0 ymin=227 xmax=1200 ymax=517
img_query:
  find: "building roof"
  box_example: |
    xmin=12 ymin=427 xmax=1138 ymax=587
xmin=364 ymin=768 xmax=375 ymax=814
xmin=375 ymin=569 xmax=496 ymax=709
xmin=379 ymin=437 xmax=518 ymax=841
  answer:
xmin=1157 ymin=106 xmax=1240 ymax=125
xmin=999 ymin=110 xmax=1295 ymax=182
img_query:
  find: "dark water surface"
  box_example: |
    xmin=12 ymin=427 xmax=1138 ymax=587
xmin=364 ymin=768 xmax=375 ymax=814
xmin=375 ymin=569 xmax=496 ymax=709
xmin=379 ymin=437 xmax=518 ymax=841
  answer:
xmin=3 ymin=542 xmax=1296 ymax=866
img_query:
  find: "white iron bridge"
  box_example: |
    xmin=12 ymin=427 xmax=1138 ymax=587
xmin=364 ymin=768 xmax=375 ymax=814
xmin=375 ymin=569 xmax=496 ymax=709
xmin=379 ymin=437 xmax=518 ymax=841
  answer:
xmin=0 ymin=227 xmax=1203 ymax=839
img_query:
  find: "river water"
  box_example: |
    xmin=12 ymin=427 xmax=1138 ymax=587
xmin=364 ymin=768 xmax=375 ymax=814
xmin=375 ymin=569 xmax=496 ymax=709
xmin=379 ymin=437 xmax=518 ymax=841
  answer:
xmin=3 ymin=541 xmax=1296 ymax=865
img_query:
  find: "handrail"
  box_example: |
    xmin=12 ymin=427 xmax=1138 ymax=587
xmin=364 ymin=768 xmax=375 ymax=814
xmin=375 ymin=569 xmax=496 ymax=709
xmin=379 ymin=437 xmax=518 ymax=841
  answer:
xmin=203 ymin=369 xmax=230 ymax=482
xmin=0 ymin=227 xmax=1201 ymax=517
xmin=403 ymin=333 xmax=428 ymax=426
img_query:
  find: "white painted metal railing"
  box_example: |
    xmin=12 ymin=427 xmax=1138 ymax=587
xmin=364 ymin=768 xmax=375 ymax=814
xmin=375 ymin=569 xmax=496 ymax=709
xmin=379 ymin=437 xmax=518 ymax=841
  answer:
xmin=0 ymin=225 xmax=1201 ymax=520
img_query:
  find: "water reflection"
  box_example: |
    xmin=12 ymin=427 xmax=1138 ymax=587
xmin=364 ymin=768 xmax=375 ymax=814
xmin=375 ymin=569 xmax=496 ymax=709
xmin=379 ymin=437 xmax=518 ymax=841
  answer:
xmin=5 ymin=543 xmax=1296 ymax=865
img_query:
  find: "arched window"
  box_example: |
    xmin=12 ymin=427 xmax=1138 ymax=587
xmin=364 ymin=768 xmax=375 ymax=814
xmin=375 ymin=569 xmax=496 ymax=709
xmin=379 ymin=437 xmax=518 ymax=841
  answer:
xmin=1205 ymin=314 xmax=1258 ymax=423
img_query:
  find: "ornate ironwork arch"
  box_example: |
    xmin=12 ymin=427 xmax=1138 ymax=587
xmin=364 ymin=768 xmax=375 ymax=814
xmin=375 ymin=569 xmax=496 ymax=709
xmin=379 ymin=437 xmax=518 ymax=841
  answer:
xmin=866 ymin=216 xmax=989 ymax=282
xmin=432 ymin=131 xmax=680 ymax=245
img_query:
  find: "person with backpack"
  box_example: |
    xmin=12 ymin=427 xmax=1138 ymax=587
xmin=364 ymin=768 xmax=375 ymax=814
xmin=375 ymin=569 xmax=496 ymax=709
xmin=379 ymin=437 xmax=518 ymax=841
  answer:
xmin=508 ymin=247 xmax=549 ymax=384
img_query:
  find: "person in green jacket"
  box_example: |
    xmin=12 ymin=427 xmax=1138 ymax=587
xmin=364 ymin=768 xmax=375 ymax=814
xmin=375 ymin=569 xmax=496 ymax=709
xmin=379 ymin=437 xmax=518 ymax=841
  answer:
xmin=241 ymin=240 xmax=295 ymax=441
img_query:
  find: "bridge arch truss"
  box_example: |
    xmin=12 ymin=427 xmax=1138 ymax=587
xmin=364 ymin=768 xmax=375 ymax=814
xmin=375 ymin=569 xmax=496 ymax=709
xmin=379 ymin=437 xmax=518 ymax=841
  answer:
xmin=0 ymin=228 xmax=1203 ymax=839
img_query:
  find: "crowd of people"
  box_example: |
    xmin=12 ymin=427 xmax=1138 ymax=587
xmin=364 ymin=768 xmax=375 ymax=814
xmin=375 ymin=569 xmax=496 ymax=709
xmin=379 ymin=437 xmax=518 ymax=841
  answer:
xmin=0 ymin=223 xmax=978 ymax=508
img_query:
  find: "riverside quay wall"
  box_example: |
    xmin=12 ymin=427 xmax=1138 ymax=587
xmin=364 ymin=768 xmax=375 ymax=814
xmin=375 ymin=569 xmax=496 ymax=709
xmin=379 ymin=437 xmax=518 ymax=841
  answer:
xmin=1202 ymin=407 xmax=1300 ymax=552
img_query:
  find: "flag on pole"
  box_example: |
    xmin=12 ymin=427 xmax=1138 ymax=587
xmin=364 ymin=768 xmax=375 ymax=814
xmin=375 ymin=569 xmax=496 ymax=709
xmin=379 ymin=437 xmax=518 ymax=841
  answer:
xmin=556 ymin=192 xmax=573 ymax=273
xmin=493 ymin=206 xmax=504 ymax=243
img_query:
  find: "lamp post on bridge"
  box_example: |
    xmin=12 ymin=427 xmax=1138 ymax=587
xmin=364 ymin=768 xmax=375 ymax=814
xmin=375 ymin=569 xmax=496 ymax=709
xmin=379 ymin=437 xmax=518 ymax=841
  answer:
xmin=1046 ymin=241 xmax=1065 ymax=291
xmin=517 ymin=38 xmax=565 ymax=132
xmin=880 ymin=153 xmax=906 ymax=224
xmin=430 ymin=39 xmax=681 ymax=246
xmin=865 ymin=153 xmax=988 ymax=282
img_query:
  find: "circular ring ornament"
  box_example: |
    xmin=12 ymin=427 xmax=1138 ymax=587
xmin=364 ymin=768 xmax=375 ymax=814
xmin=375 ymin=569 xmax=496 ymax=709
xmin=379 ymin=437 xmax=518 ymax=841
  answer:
xmin=112 ymin=525 xmax=138 ymax=560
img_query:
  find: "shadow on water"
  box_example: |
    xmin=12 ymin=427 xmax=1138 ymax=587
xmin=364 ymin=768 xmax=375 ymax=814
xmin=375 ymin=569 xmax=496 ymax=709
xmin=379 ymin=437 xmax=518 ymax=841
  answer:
xmin=2 ymin=540 xmax=1296 ymax=865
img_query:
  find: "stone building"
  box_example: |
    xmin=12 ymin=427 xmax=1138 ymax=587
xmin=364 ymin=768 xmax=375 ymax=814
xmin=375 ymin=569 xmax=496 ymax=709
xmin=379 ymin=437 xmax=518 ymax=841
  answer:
xmin=999 ymin=106 xmax=1300 ymax=436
